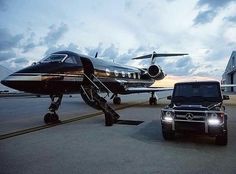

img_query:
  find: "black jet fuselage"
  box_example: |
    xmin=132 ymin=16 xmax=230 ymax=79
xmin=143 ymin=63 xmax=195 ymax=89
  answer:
xmin=1 ymin=51 xmax=164 ymax=95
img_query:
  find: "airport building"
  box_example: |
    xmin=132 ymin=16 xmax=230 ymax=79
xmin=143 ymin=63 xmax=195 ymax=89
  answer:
xmin=222 ymin=51 xmax=236 ymax=92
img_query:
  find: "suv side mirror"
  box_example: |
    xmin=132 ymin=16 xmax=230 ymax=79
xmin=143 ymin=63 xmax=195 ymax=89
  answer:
xmin=167 ymin=96 xmax=172 ymax=100
xmin=223 ymin=95 xmax=230 ymax=100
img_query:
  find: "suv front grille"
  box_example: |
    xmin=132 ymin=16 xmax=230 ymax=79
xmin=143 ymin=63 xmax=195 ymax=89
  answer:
xmin=175 ymin=111 xmax=206 ymax=121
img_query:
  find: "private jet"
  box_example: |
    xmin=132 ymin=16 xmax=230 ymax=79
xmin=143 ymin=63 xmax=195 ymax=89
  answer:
xmin=1 ymin=51 xmax=187 ymax=125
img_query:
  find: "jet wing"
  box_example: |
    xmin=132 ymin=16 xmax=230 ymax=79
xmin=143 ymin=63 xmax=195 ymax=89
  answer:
xmin=221 ymin=84 xmax=236 ymax=87
xmin=124 ymin=87 xmax=173 ymax=94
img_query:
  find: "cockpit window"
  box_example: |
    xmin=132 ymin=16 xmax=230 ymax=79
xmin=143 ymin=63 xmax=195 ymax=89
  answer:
xmin=41 ymin=54 xmax=67 ymax=62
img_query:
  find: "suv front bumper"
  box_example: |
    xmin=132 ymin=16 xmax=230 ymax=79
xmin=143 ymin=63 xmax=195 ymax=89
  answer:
xmin=161 ymin=119 xmax=225 ymax=136
xmin=161 ymin=109 xmax=226 ymax=136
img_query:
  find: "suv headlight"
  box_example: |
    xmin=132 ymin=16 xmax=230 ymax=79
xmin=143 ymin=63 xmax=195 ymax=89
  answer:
xmin=207 ymin=113 xmax=220 ymax=126
xmin=163 ymin=111 xmax=174 ymax=122
xmin=208 ymin=118 xmax=220 ymax=125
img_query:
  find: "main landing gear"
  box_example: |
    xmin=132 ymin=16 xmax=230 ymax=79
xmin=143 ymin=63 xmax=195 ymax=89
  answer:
xmin=113 ymin=96 xmax=121 ymax=105
xmin=44 ymin=94 xmax=62 ymax=124
xmin=149 ymin=92 xmax=157 ymax=105
xmin=110 ymin=94 xmax=121 ymax=105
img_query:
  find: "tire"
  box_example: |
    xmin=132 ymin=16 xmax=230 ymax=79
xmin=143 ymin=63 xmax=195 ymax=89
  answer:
xmin=215 ymin=117 xmax=228 ymax=146
xmin=215 ymin=131 xmax=228 ymax=145
xmin=44 ymin=113 xmax=52 ymax=124
xmin=149 ymin=97 xmax=157 ymax=105
xmin=113 ymin=97 xmax=121 ymax=105
xmin=162 ymin=130 xmax=175 ymax=140
xmin=153 ymin=98 xmax=157 ymax=105
xmin=51 ymin=113 xmax=60 ymax=123
xmin=149 ymin=97 xmax=154 ymax=105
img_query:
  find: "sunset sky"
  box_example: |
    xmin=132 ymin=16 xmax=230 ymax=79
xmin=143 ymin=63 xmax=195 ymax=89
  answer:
xmin=0 ymin=0 xmax=236 ymax=84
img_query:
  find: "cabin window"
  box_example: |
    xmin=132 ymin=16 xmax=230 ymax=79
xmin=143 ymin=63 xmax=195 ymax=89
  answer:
xmin=64 ymin=56 xmax=77 ymax=64
xmin=106 ymin=68 xmax=111 ymax=76
xmin=121 ymin=71 xmax=126 ymax=78
xmin=137 ymin=73 xmax=140 ymax=79
xmin=128 ymin=72 xmax=131 ymax=78
xmin=114 ymin=70 xmax=119 ymax=77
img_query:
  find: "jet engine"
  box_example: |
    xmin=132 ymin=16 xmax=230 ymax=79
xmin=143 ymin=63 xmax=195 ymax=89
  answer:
xmin=147 ymin=65 xmax=165 ymax=80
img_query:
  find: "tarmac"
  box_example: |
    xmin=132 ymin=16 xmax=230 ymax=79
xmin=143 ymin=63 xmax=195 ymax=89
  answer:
xmin=0 ymin=92 xmax=236 ymax=174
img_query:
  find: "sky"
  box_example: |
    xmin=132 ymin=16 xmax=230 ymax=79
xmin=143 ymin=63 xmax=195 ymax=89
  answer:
xmin=0 ymin=0 xmax=236 ymax=83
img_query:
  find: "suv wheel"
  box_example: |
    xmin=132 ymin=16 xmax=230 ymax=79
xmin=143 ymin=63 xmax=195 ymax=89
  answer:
xmin=162 ymin=130 xmax=175 ymax=140
xmin=215 ymin=131 xmax=228 ymax=145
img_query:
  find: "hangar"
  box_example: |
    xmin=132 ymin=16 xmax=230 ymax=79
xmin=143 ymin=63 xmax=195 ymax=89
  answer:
xmin=222 ymin=51 xmax=236 ymax=92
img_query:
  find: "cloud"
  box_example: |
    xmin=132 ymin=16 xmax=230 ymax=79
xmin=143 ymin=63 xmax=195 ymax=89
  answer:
xmin=0 ymin=51 xmax=16 ymax=62
xmin=12 ymin=58 xmax=29 ymax=64
xmin=0 ymin=28 xmax=23 ymax=51
xmin=85 ymin=43 xmax=155 ymax=66
xmin=124 ymin=0 xmax=132 ymax=10
xmin=22 ymin=32 xmax=37 ymax=53
xmin=85 ymin=42 xmax=103 ymax=58
xmin=41 ymin=23 xmax=69 ymax=46
xmin=101 ymin=44 xmax=119 ymax=58
xmin=157 ymin=56 xmax=198 ymax=76
xmin=0 ymin=0 xmax=8 ymax=11
xmin=196 ymin=0 xmax=235 ymax=9
xmin=44 ymin=43 xmax=81 ymax=56
xmin=194 ymin=0 xmax=236 ymax=25
xmin=194 ymin=10 xmax=217 ymax=25
xmin=224 ymin=15 xmax=236 ymax=23
xmin=22 ymin=43 xmax=36 ymax=53
xmin=154 ymin=75 xmax=218 ymax=87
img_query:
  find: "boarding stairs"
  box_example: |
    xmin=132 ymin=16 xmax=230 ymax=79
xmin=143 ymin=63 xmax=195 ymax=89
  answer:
xmin=81 ymin=74 xmax=120 ymax=126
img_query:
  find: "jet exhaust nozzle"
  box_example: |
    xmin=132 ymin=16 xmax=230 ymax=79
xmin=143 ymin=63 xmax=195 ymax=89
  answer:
xmin=147 ymin=65 xmax=165 ymax=80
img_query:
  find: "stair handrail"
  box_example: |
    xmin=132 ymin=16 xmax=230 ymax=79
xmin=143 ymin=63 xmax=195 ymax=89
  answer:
xmin=92 ymin=74 xmax=112 ymax=94
xmin=83 ymin=73 xmax=99 ymax=90
xmin=81 ymin=85 xmax=93 ymax=101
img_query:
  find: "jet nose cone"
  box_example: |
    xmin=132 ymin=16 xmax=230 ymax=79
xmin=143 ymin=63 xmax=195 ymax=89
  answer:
xmin=1 ymin=74 xmax=23 ymax=91
xmin=1 ymin=77 xmax=10 ymax=88
xmin=1 ymin=76 xmax=10 ymax=87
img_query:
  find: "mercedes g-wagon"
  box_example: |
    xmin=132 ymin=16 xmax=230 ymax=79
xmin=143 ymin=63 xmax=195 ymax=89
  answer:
xmin=161 ymin=81 xmax=229 ymax=145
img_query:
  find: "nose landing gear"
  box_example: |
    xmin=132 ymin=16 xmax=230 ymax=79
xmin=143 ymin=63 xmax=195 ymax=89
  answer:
xmin=149 ymin=92 xmax=157 ymax=105
xmin=44 ymin=94 xmax=63 ymax=124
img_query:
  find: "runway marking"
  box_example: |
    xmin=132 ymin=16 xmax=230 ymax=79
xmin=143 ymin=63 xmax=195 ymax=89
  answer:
xmin=0 ymin=101 xmax=148 ymax=140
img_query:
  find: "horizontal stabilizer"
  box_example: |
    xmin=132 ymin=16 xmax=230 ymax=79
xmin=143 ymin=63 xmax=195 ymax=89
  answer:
xmin=132 ymin=52 xmax=188 ymax=60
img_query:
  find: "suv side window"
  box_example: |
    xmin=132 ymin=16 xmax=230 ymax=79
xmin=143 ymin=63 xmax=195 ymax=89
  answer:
xmin=64 ymin=56 xmax=77 ymax=64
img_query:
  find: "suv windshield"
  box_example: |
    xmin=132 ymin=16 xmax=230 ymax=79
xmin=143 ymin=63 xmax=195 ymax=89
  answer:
xmin=173 ymin=82 xmax=222 ymax=104
xmin=40 ymin=54 xmax=67 ymax=63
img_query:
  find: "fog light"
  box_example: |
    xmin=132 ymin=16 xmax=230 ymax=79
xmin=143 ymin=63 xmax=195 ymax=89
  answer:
xmin=208 ymin=118 xmax=220 ymax=125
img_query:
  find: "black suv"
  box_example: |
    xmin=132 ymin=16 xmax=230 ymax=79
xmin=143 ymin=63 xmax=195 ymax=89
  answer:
xmin=161 ymin=81 xmax=229 ymax=145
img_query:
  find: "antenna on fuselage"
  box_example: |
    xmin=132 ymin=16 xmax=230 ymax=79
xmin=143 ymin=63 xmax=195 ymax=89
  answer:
xmin=94 ymin=52 xmax=98 ymax=58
